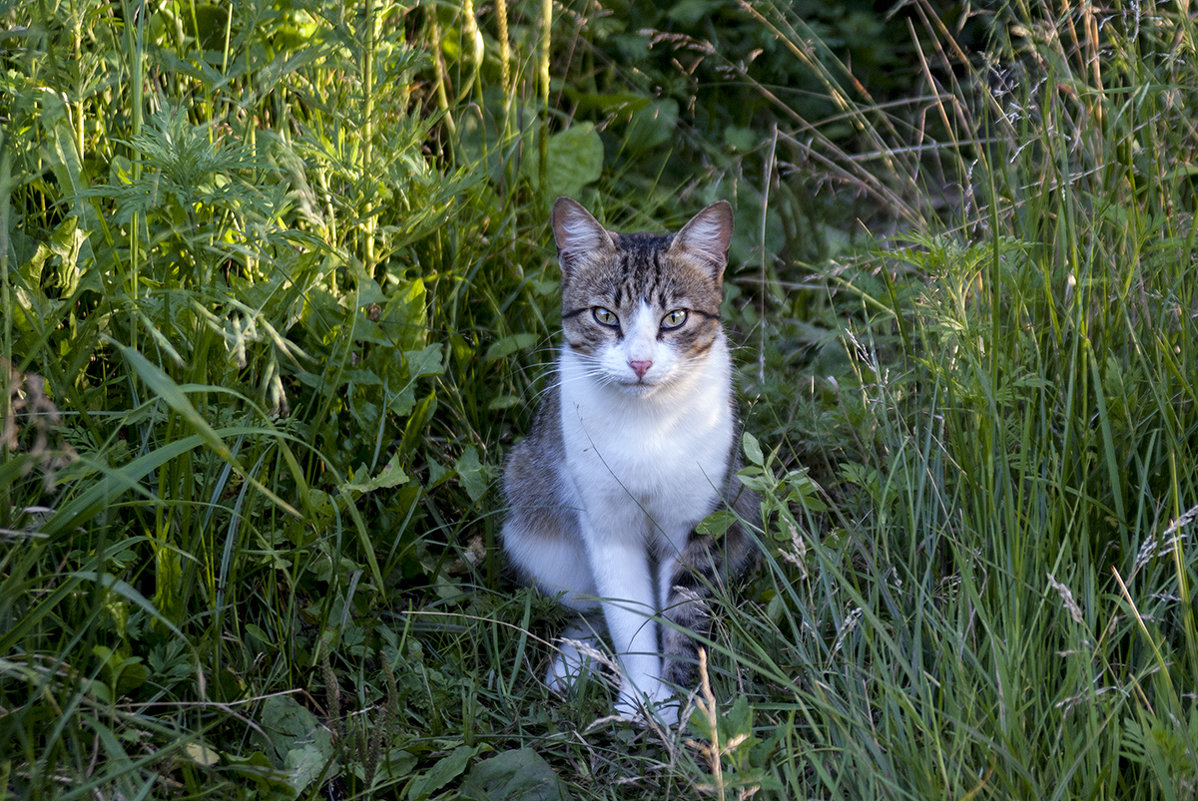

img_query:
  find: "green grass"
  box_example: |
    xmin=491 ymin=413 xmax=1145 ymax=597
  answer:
xmin=2 ymin=0 xmax=1197 ymax=798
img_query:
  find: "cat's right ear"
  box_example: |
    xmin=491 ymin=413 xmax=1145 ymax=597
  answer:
xmin=552 ymin=197 xmax=616 ymax=280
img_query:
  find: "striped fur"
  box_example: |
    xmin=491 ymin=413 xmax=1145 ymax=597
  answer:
xmin=502 ymin=197 xmax=759 ymax=722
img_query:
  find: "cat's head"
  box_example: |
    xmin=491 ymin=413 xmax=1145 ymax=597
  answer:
xmin=551 ymin=197 xmax=733 ymax=397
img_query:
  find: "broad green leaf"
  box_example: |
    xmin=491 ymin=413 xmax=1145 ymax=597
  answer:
xmin=487 ymin=395 xmax=521 ymax=410
xmin=426 ymin=458 xmax=452 ymax=489
xmin=460 ymin=748 xmax=572 ymax=801
xmin=724 ymin=124 xmax=758 ymax=152
xmin=353 ymin=278 xmax=388 ymax=309
xmin=387 ymin=278 xmax=428 ymax=349
xmin=43 ymin=215 xmax=94 ymax=296
xmin=340 ymin=454 xmax=411 ymax=494
xmin=407 ymin=744 xmax=479 ymax=800
xmin=387 ymin=382 xmax=419 ymax=417
xmin=696 ymin=509 xmax=738 ymax=539
xmin=736 ymin=467 xmax=772 ymax=493
xmin=345 ymin=369 xmax=384 ymax=386
xmin=225 ymin=750 xmax=295 ymax=791
xmin=376 ymin=748 xmax=419 ymax=779
xmin=455 ymin=445 xmax=494 ymax=503
xmin=284 ymin=744 xmax=329 ymax=796
xmin=484 ymin=333 xmax=539 ymax=362
xmin=184 ymin=742 xmax=220 ymax=768
xmin=537 ymin=124 xmax=603 ymax=202
xmin=742 ymin=431 xmax=764 ymax=466
xmin=405 ymin=344 xmax=444 ymax=379
xmin=726 ymin=694 xmax=754 ymax=735
xmin=258 ymin=695 xmax=335 ymax=795
xmin=92 ymin=646 xmax=148 ymax=696
xmin=244 ymin=623 xmax=272 ymax=645
xmin=783 ymin=469 xmax=827 ymax=512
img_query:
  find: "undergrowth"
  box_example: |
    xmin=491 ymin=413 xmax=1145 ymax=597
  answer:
xmin=2 ymin=0 xmax=1196 ymax=798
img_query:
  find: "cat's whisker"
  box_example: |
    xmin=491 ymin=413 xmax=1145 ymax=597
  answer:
xmin=530 ymin=366 xmax=620 ymax=404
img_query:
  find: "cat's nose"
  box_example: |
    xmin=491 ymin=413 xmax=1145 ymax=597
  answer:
xmin=629 ymin=360 xmax=653 ymax=379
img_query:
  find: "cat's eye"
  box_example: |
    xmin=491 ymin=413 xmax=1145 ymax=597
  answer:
xmin=661 ymin=309 xmax=688 ymax=329
xmin=592 ymin=307 xmax=619 ymax=327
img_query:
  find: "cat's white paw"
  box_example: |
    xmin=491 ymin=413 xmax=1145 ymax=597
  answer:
xmin=545 ymin=629 xmax=603 ymax=694
xmin=615 ymin=680 xmax=680 ymax=727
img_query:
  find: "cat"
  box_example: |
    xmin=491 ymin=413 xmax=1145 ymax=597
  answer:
xmin=501 ymin=196 xmax=759 ymax=723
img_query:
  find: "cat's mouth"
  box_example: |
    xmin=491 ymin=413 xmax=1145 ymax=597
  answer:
xmin=618 ymin=376 xmax=664 ymax=396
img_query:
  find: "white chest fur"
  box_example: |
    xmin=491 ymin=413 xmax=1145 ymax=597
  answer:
xmin=557 ymin=338 xmax=734 ymax=550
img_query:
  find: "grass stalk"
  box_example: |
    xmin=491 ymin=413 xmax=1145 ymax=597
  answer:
xmin=0 ymin=133 xmax=10 ymax=520
xmin=537 ymin=0 xmax=551 ymax=189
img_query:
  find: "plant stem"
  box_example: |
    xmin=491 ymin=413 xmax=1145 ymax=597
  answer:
xmin=429 ymin=5 xmax=456 ymax=139
xmin=123 ymin=0 xmax=145 ymax=365
xmin=462 ymin=0 xmax=484 ymax=102
xmin=538 ymin=0 xmax=551 ymax=192
xmin=363 ymin=0 xmax=376 ymax=275
xmin=495 ymin=0 xmax=512 ymax=116
xmin=72 ymin=0 xmax=84 ymax=159
xmin=0 ymin=132 xmax=11 ymax=517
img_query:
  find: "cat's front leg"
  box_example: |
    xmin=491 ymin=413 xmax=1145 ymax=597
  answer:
xmin=581 ymin=519 xmax=673 ymax=718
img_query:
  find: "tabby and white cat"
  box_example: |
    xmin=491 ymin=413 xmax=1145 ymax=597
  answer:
xmin=502 ymin=197 xmax=758 ymax=722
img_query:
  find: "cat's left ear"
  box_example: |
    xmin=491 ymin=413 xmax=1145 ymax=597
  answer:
xmin=668 ymin=200 xmax=734 ymax=280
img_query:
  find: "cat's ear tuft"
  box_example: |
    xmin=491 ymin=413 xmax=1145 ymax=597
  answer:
xmin=669 ymin=200 xmax=733 ymax=279
xmin=552 ymin=197 xmax=616 ymax=279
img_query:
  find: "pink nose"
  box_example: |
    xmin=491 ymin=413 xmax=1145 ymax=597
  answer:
xmin=629 ymin=360 xmax=653 ymax=379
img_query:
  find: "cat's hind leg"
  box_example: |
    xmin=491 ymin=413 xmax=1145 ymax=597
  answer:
xmin=659 ymin=551 xmax=709 ymax=688
xmin=502 ymin=514 xmax=608 ymax=693
xmin=502 ymin=515 xmax=598 ymax=613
